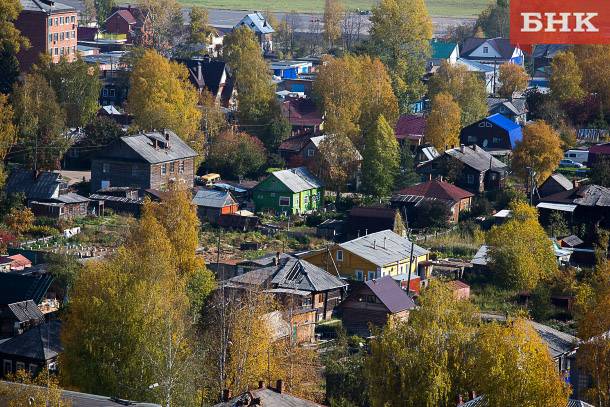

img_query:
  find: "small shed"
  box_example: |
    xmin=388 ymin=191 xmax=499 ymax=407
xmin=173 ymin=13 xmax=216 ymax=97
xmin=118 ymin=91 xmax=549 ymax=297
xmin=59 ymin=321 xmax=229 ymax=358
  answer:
xmin=447 ymin=280 xmax=470 ymax=300
xmin=192 ymin=189 xmax=238 ymax=223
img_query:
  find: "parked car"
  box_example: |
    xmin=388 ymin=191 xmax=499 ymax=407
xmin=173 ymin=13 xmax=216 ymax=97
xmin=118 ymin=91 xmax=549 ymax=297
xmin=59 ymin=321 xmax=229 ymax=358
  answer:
xmin=559 ymin=159 xmax=585 ymax=168
xmin=563 ymin=149 xmax=589 ymax=165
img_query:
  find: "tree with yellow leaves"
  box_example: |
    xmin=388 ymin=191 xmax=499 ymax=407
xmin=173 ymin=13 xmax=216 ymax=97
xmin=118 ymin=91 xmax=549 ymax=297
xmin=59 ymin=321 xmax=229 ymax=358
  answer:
xmin=512 ymin=120 xmax=564 ymax=185
xmin=498 ymin=63 xmax=529 ymax=98
xmin=127 ymin=50 xmax=202 ymax=153
xmin=313 ymin=133 xmax=361 ymax=199
xmin=550 ymin=51 xmax=586 ymax=105
xmin=0 ymin=369 xmax=70 ymax=407
xmin=486 ymin=200 xmax=558 ymax=291
xmin=3 ymin=206 xmax=34 ymax=236
xmin=471 ymin=318 xmax=570 ymax=407
xmin=425 ymin=92 xmax=461 ymax=151
xmin=323 ymin=0 xmax=344 ymax=48
xmin=0 ymin=95 xmax=16 ymax=186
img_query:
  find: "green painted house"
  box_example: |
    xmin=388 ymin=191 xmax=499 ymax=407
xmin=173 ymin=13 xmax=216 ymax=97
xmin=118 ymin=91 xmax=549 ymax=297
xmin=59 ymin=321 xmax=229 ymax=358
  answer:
xmin=252 ymin=167 xmax=324 ymax=215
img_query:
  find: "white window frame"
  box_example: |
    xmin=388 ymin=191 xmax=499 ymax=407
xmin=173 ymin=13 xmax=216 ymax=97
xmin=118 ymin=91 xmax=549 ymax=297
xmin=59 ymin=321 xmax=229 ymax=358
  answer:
xmin=16 ymin=362 xmax=25 ymax=372
xmin=367 ymin=271 xmax=376 ymax=281
xmin=179 ymin=160 xmax=185 ymax=174
xmin=102 ymin=163 xmax=110 ymax=173
xmin=279 ymin=196 xmax=290 ymax=206
xmin=336 ymin=250 xmax=343 ymax=262
xmin=483 ymin=46 xmax=489 ymax=54
xmin=307 ymin=148 xmax=315 ymax=157
xmin=161 ymin=163 xmax=167 ymax=175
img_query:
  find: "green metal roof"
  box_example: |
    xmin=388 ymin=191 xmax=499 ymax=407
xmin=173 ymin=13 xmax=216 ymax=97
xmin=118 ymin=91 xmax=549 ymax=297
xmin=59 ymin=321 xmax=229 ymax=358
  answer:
xmin=430 ymin=40 xmax=458 ymax=59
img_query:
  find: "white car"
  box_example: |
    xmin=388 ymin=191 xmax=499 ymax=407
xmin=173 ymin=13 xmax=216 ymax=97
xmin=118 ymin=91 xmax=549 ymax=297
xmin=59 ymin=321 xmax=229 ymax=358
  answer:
xmin=559 ymin=159 xmax=585 ymax=168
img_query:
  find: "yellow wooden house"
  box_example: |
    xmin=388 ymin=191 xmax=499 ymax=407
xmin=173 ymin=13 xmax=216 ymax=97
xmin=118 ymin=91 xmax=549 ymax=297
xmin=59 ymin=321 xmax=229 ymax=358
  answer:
xmin=300 ymin=230 xmax=431 ymax=282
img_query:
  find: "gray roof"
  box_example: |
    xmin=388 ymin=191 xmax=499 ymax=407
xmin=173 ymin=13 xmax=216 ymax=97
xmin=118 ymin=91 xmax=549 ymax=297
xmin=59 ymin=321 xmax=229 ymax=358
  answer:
xmin=5 ymin=169 xmax=62 ymax=200
xmin=5 ymin=300 xmax=44 ymax=323
xmin=462 ymin=396 xmax=592 ymax=407
xmin=364 ymin=275 xmax=416 ymax=313
xmin=562 ymin=234 xmax=584 ymax=247
xmin=55 ymin=192 xmax=90 ymax=204
xmin=529 ymin=320 xmax=578 ymax=359
xmin=120 ymin=131 xmax=198 ymax=164
xmin=20 ymin=0 xmax=74 ymax=12
xmin=192 ymin=189 xmax=236 ymax=208
xmin=271 ymin=167 xmax=324 ymax=193
xmin=472 ymin=245 xmax=489 ymax=266
xmin=574 ymin=185 xmax=610 ymax=207
xmin=0 ymin=320 xmax=61 ymax=361
xmin=533 ymin=44 xmax=571 ymax=59
xmin=487 ymin=97 xmax=527 ymax=116
xmin=339 ymin=230 xmax=429 ymax=267
xmin=214 ymin=388 xmax=321 ymax=407
xmin=235 ymin=12 xmax=275 ymax=34
xmin=445 ymin=145 xmax=507 ymax=173
xmin=545 ymin=173 xmax=573 ymax=191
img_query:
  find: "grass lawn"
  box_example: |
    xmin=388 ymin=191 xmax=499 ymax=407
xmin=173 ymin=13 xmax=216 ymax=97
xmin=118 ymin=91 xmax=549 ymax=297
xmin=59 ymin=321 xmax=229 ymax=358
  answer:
xmin=179 ymin=0 xmax=491 ymax=17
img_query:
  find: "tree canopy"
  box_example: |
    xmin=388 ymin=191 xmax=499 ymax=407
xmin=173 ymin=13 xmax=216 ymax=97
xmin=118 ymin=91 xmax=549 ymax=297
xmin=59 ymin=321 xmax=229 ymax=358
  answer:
xmin=550 ymin=51 xmax=586 ymax=105
xmin=498 ymin=63 xmax=529 ymax=99
xmin=475 ymin=0 xmax=509 ymax=38
xmin=511 ymin=120 xmax=563 ymax=185
xmin=323 ymin=0 xmax=344 ymax=48
xmin=361 ymin=115 xmax=399 ymax=198
xmin=207 ymin=129 xmax=267 ymax=180
xmin=425 ymin=92 xmax=461 ymax=151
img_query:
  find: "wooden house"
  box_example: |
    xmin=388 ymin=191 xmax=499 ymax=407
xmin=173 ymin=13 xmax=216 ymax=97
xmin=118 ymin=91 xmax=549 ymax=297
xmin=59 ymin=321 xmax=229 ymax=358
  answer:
xmin=487 ymin=97 xmax=527 ymax=124
xmin=336 ymin=276 xmax=415 ymax=337
xmin=301 ymin=229 xmax=431 ymax=283
xmin=459 ymin=113 xmax=523 ymax=158
xmin=280 ymin=97 xmax=323 ymax=136
xmin=346 ymin=207 xmax=406 ymax=240
xmin=417 ymin=145 xmax=508 ymax=194
xmin=192 ymin=189 xmax=238 ymax=223
xmin=538 ymin=173 xmax=574 ymax=199
xmin=394 ymin=114 xmax=426 ymax=150
xmin=90 ymin=130 xmax=198 ymax=193
xmin=0 ymin=300 xmax=44 ymax=338
xmin=429 ymin=39 xmax=459 ymax=68
xmin=234 ymin=12 xmax=274 ymax=53
xmin=104 ymin=6 xmax=152 ymax=45
xmin=252 ymin=167 xmax=324 ymax=215
xmin=460 ymin=37 xmax=525 ymax=66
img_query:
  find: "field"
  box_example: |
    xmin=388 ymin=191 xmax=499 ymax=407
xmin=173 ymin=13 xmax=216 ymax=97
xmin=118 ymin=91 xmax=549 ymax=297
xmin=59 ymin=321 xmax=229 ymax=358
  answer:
xmin=179 ymin=0 xmax=491 ymax=17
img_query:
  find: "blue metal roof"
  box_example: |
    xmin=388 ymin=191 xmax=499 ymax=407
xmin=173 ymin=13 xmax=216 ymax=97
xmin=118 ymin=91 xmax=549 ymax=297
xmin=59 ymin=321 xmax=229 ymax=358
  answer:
xmin=487 ymin=113 xmax=523 ymax=148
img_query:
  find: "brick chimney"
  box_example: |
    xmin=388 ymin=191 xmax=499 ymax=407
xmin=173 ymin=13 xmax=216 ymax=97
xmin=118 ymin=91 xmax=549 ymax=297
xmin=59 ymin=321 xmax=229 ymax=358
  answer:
xmin=276 ymin=379 xmax=285 ymax=394
xmin=258 ymin=380 xmax=265 ymax=389
xmin=222 ymin=389 xmax=232 ymax=401
xmin=456 ymin=394 xmax=464 ymax=406
xmin=468 ymin=390 xmax=476 ymax=400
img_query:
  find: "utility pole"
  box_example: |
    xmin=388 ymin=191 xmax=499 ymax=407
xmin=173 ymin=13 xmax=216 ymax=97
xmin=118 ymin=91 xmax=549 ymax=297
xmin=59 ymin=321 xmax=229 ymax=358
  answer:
xmin=406 ymin=236 xmax=415 ymax=296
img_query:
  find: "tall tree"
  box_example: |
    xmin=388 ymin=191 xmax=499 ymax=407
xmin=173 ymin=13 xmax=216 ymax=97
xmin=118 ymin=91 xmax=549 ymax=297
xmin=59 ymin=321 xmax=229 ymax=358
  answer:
xmin=475 ymin=0 xmax=510 ymax=37
xmin=199 ymin=90 xmax=227 ymax=140
xmin=428 ymin=61 xmax=488 ymax=126
xmin=369 ymin=0 xmax=432 ymax=112
xmin=486 ymin=201 xmax=558 ymax=291
xmin=394 ymin=144 xmax=420 ymax=189
xmin=128 ymin=50 xmax=203 ymax=153
xmin=572 ymin=45 xmax=610 ymax=113
xmin=223 ymin=26 xmax=287 ymax=149
xmin=11 ymin=73 xmax=67 ymax=171
xmin=35 ymin=55 xmax=101 ymax=127
xmin=472 ymin=319 xmax=570 ymax=406
xmin=83 ymin=116 xmax=124 ymax=148
xmin=313 ymin=134 xmax=361 ymax=198
xmin=138 ymin=0 xmax=183 ymax=51
xmin=80 ymin=0 xmax=97 ymax=25
xmin=207 ymin=129 xmax=267 ymax=180
xmin=498 ymin=63 xmax=529 ymax=98
xmin=0 ymin=95 xmax=16 ymax=186
xmin=550 ymin=51 xmax=586 ymax=105
xmin=361 ymin=115 xmax=399 ymax=198
xmin=0 ymin=0 xmax=28 ymax=94
xmin=323 ymin=0 xmax=344 ymax=49
xmin=94 ymin=0 xmax=115 ymax=23
xmin=425 ymin=92 xmax=461 ymax=151
xmin=366 ymin=281 xmax=478 ymax=407
xmin=512 ymin=120 xmax=563 ymax=185
xmin=0 ymin=369 xmax=69 ymax=407
xmin=188 ymin=7 xmax=215 ymax=47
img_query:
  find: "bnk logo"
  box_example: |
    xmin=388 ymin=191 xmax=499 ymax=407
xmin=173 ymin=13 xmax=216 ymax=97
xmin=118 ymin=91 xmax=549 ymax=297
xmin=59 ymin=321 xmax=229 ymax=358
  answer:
xmin=510 ymin=0 xmax=610 ymax=47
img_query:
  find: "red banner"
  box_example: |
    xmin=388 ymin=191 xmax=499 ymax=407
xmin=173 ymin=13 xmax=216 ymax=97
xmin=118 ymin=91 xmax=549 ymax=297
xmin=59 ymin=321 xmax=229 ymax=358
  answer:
xmin=510 ymin=0 xmax=610 ymax=49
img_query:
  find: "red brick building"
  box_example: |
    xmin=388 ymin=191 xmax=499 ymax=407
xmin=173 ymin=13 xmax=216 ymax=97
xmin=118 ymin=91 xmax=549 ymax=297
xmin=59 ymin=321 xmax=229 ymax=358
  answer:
xmin=15 ymin=0 xmax=78 ymax=71
xmin=103 ymin=6 xmax=153 ymax=46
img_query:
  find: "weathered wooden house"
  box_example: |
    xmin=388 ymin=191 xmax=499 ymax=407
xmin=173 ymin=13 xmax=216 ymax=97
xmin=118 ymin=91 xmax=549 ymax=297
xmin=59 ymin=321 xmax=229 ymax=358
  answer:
xmin=90 ymin=130 xmax=198 ymax=192
xmin=538 ymin=173 xmax=574 ymax=199
xmin=192 ymin=189 xmax=238 ymax=223
xmin=234 ymin=12 xmax=274 ymax=53
xmin=459 ymin=113 xmax=523 ymax=158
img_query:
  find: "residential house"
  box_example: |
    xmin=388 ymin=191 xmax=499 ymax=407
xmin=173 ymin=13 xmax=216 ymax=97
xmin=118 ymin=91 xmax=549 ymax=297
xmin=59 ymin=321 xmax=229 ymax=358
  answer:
xmin=252 ymin=167 xmax=324 ymax=215
xmin=234 ymin=12 xmax=274 ymax=53
xmin=81 ymin=50 xmax=130 ymax=107
xmin=0 ymin=320 xmax=61 ymax=378
xmin=225 ymin=253 xmax=346 ymax=322
xmin=395 ymin=114 xmax=426 ymax=149
xmin=460 ymin=37 xmax=525 ymax=66
xmin=460 ymin=397 xmax=593 ymax=407
xmin=459 ymin=113 xmax=523 ymax=158
xmin=88 ymin=187 xmax=144 ymax=216
xmin=429 ymin=39 xmax=459 ymax=68
xmin=280 ymin=98 xmax=323 ymax=136
xmin=532 ymin=44 xmax=571 ymax=70
xmin=588 ymin=142 xmax=610 ymax=166
xmin=538 ymin=173 xmax=574 ymax=199
xmin=0 ymin=300 xmax=44 ymax=338
xmin=90 ymin=130 xmax=198 ymax=192
xmin=456 ymin=58 xmax=496 ymax=93
xmin=417 ymin=145 xmax=508 ymax=194
xmin=301 ymin=229 xmax=431 ymax=283
xmin=0 ymin=272 xmax=54 ymax=307
xmin=30 ymin=192 xmax=92 ymax=219
xmin=278 ymin=133 xmax=312 ymax=164
xmin=174 ymin=57 xmax=236 ymax=108
xmin=346 ymin=207 xmax=406 ymax=240
xmin=391 ymin=179 xmax=474 ymax=223
xmin=414 ymin=144 xmax=440 ymax=165
xmin=214 ymin=381 xmax=323 ymax=407
xmin=487 ymin=97 xmax=527 ymax=124
xmin=104 ymin=5 xmax=152 ymax=46
xmin=336 ymin=276 xmax=415 ymax=337
xmin=271 ymin=60 xmax=313 ymax=79
xmin=15 ymin=0 xmax=78 ymax=71
xmin=192 ymin=189 xmax=238 ymax=223
xmin=0 ymin=254 xmax=32 ymax=272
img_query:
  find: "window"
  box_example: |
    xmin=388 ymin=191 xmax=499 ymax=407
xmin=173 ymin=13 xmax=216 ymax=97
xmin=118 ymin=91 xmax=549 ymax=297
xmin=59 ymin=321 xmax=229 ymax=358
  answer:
xmin=467 ymin=174 xmax=475 ymax=184
xmin=483 ymin=46 xmax=489 ymax=54
xmin=3 ymin=360 xmax=11 ymax=375
xmin=279 ymin=196 xmax=290 ymax=206
xmin=336 ymin=250 xmax=343 ymax=262
xmin=102 ymin=88 xmax=108 ymax=97
xmin=48 ymin=18 xmax=53 ymax=26
xmin=179 ymin=160 xmax=184 ymax=174
xmin=72 ymin=30 xmax=76 ymax=39
xmin=307 ymin=148 xmax=315 ymax=157
xmin=366 ymin=295 xmax=377 ymax=303
xmin=60 ymin=32 xmax=64 ymax=41
xmin=303 ymin=195 xmax=309 ymax=204
xmin=16 ymin=362 xmax=25 ymax=372
xmin=109 ymin=89 xmax=115 ymax=97
xmin=367 ymin=271 xmax=376 ymax=280
xmin=48 ymin=34 xmax=52 ymax=43
xmin=59 ymin=206 xmax=64 ymax=215
xmin=54 ymin=18 xmax=58 ymax=25
xmin=467 ymin=136 xmax=477 ymax=143
xmin=492 ymin=137 xmax=501 ymax=144
xmin=54 ymin=33 xmax=58 ymax=41
xmin=60 ymin=16 xmax=64 ymax=24
xmin=29 ymin=364 xmax=38 ymax=374
xmin=102 ymin=163 xmax=110 ymax=173
xmin=71 ymin=16 xmax=75 ymax=23
xmin=131 ymin=165 xmax=138 ymax=177
xmin=355 ymin=270 xmax=364 ymax=281
xmin=54 ymin=48 xmax=59 ymax=55
xmin=169 ymin=162 xmax=175 ymax=173
xmin=60 ymin=47 xmax=64 ymax=55
xmin=161 ymin=163 xmax=167 ymax=175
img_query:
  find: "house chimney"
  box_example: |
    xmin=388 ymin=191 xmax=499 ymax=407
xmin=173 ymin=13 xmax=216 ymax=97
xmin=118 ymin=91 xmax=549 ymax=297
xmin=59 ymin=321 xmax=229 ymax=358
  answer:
xmin=373 ymin=240 xmax=376 ymax=249
xmin=276 ymin=379 xmax=285 ymax=394
xmin=258 ymin=380 xmax=265 ymax=389
xmin=197 ymin=61 xmax=202 ymax=82
xmin=365 ymin=229 xmax=368 ymax=236
xmin=460 ymin=144 xmax=465 ymax=153
xmin=383 ymin=237 xmax=386 ymax=249
xmin=572 ymin=179 xmax=577 ymax=190
xmin=456 ymin=394 xmax=464 ymax=406
xmin=468 ymin=390 xmax=476 ymax=400
xmin=222 ymin=389 xmax=232 ymax=401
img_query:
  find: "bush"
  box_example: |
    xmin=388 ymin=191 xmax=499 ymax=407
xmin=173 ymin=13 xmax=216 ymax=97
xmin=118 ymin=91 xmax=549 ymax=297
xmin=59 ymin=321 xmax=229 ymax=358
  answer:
xmin=25 ymin=225 xmax=60 ymax=238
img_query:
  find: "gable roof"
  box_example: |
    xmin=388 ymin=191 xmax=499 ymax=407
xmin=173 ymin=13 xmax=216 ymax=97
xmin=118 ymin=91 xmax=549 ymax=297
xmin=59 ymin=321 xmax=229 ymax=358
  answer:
xmin=456 ymin=58 xmax=495 ymax=73
xmin=120 ymin=131 xmax=198 ymax=164
xmin=542 ymin=184 xmax=610 ymax=207
xmin=395 ymin=114 xmax=426 ymax=140
xmin=192 ymin=189 xmax=236 ymax=208
xmin=395 ymin=180 xmax=474 ymax=203
xmin=444 ymin=145 xmax=507 ymax=173
xmin=541 ymin=173 xmax=573 ymax=192
xmin=364 ymin=276 xmax=415 ymax=313
xmin=5 ymin=169 xmax=62 ymax=200
xmin=281 ymin=98 xmax=323 ymax=127
xmin=461 ymin=37 xmax=518 ymax=60
xmin=529 ymin=320 xmax=578 ymax=359
xmin=532 ymin=44 xmax=570 ymax=59
xmin=561 ymin=234 xmax=584 ymax=247
xmin=175 ymin=58 xmax=229 ymax=96
xmin=235 ymin=12 xmax=275 ymax=34
xmin=485 ymin=113 xmax=523 ymax=147
xmin=0 ymin=273 xmax=54 ymax=305
xmin=278 ymin=133 xmax=311 ymax=153
xmin=105 ymin=8 xmax=137 ymax=25
xmin=462 ymin=396 xmax=593 ymax=407
xmin=54 ymin=192 xmax=90 ymax=204
xmin=2 ymin=254 xmax=33 ymax=268
xmin=20 ymin=0 xmax=74 ymax=13
xmin=0 ymin=320 xmax=61 ymax=361
xmin=270 ymin=167 xmax=324 ymax=193
xmin=3 ymin=300 xmax=44 ymax=323
xmin=487 ymin=97 xmax=527 ymax=116
xmin=349 ymin=207 xmax=397 ymax=220
xmin=214 ymin=387 xmax=321 ymax=407
xmin=430 ymin=40 xmax=458 ymax=59
xmin=339 ymin=230 xmax=429 ymax=267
